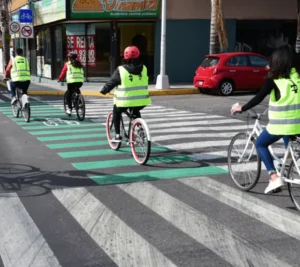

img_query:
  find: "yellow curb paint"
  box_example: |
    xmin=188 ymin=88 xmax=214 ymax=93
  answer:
xmin=0 ymin=82 xmax=200 ymax=96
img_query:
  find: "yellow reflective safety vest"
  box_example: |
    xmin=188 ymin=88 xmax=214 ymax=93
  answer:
xmin=11 ymin=56 xmax=30 ymax=82
xmin=114 ymin=65 xmax=151 ymax=107
xmin=267 ymin=68 xmax=300 ymax=135
xmin=66 ymin=62 xmax=84 ymax=83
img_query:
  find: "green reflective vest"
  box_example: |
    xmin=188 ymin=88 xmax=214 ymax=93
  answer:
xmin=66 ymin=62 xmax=84 ymax=83
xmin=267 ymin=68 xmax=300 ymax=135
xmin=114 ymin=66 xmax=151 ymax=107
xmin=11 ymin=56 xmax=30 ymax=82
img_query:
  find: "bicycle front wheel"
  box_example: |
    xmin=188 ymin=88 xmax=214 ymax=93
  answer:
xmin=227 ymin=132 xmax=261 ymax=191
xmin=106 ymin=111 xmax=121 ymax=150
xmin=12 ymin=100 xmax=20 ymax=118
xmin=287 ymin=157 xmax=300 ymax=211
xmin=76 ymin=94 xmax=85 ymax=121
xmin=22 ymin=103 xmax=31 ymax=123
xmin=130 ymin=118 xmax=151 ymax=165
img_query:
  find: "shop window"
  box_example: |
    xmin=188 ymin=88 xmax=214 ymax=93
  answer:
xmin=36 ymin=28 xmax=52 ymax=78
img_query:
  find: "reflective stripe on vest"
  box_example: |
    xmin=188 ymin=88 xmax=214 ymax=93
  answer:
xmin=267 ymin=68 xmax=300 ymax=135
xmin=114 ymin=65 xmax=151 ymax=107
xmin=11 ymin=56 xmax=30 ymax=82
xmin=66 ymin=62 xmax=84 ymax=83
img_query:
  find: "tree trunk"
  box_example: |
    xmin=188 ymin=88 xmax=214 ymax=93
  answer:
xmin=0 ymin=0 xmax=11 ymax=72
xmin=210 ymin=0 xmax=228 ymax=54
xmin=209 ymin=0 xmax=219 ymax=54
xmin=296 ymin=0 xmax=300 ymax=53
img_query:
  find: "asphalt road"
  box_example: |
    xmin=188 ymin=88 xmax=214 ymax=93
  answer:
xmin=0 ymin=89 xmax=300 ymax=267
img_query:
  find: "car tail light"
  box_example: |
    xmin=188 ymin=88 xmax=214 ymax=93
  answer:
xmin=213 ymin=68 xmax=218 ymax=75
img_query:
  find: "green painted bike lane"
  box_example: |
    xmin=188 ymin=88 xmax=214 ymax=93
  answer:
xmin=0 ymin=101 xmax=227 ymax=185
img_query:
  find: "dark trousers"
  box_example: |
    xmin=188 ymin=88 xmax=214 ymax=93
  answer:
xmin=66 ymin=82 xmax=82 ymax=109
xmin=10 ymin=81 xmax=16 ymax=97
xmin=113 ymin=104 xmax=145 ymax=134
xmin=13 ymin=81 xmax=30 ymax=95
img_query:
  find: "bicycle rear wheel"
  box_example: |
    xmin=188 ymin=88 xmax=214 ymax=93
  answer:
xmin=12 ymin=100 xmax=20 ymax=118
xmin=63 ymin=91 xmax=71 ymax=116
xmin=227 ymin=132 xmax=261 ymax=191
xmin=22 ymin=103 xmax=31 ymax=123
xmin=106 ymin=111 xmax=121 ymax=150
xmin=287 ymin=157 xmax=300 ymax=211
xmin=130 ymin=118 xmax=151 ymax=165
xmin=75 ymin=94 xmax=85 ymax=121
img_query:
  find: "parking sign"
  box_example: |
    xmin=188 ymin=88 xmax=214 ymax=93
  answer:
xmin=19 ymin=9 xmax=33 ymax=23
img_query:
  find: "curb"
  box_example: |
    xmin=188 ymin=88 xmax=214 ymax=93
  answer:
xmin=0 ymin=82 xmax=200 ymax=97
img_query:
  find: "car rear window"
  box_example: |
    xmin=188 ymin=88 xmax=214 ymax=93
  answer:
xmin=201 ymin=57 xmax=220 ymax=67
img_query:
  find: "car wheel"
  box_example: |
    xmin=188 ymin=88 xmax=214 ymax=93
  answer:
xmin=219 ymin=80 xmax=234 ymax=96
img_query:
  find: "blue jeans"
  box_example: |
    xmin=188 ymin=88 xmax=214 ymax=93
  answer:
xmin=10 ymin=81 xmax=16 ymax=97
xmin=256 ymin=129 xmax=289 ymax=172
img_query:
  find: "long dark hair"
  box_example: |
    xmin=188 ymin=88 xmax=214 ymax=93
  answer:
xmin=71 ymin=59 xmax=83 ymax=69
xmin=122 ymin=58 xmax=142 ymax=65
xmin=268 ymin=45 xmax=294 ymax=79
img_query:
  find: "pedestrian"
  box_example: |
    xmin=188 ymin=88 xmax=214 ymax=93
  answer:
xmin=57 ymin=52 xmax=84 ymax=115
xmin=100 ymin=46 xmax=151 ymax=142
xmin=4 ymin=48 xmax=30 ymax=104
xmin=231 ymin=45 xmax=300 ymax=194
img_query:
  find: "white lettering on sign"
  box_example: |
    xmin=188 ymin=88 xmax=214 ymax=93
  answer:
xmin=67 ymin=36 xmax=74 ymax=48
xmin=76 ymin=36 xmax=85 ymax=48
xmin=43 ymin=118 xmax=80 ymax=126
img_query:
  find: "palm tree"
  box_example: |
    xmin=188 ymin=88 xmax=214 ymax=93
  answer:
xmin=209 ymin=0 xmax=228 ymax=54
xmin=0 ymin=0 xmax=11 ymax=71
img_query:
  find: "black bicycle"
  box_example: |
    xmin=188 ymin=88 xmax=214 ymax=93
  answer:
xmin=63 ymin=87 xmax=85 ymax=121
xmin=106 ymin=108 xmax=151 ymax=165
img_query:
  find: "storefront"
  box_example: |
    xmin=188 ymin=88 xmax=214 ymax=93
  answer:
xmin=12 ymin=0 xmax=159 ymax=82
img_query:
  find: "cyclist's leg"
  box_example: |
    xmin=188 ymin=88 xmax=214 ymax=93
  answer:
xmin=131 ymin=106 xmax=145 ymax=118
xmin=20 ymin=80 xmax=30 ymax=95
xmin=113 ymin=104 xmax=126 ymax=135
xmin=66 ymin=83 xmax=74 ymax=110
xmin=74 ymin=82 xmax=83 ymax=94
xmin=10 ymin=81 xmax=16 ymax=98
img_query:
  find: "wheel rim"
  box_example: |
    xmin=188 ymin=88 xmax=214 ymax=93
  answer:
xmin=221 ymin=82 xmax=233 ymax=95
xmin=288 ymin=160 xmax=300 ymax=211
xmin=131 ymin=120 xmax=149 ymax=164
xmin=22 ymin=104 xmax=30 ymax=122
xmin=106 ymin=112 xmax=120 ymax=150
xmin=228 ymin=133 xmax=260 ymax=190
xmin=12 ymin=102 xmax=20 ymax=117
xmin=76 ymin=96 xmax=85 ymax=121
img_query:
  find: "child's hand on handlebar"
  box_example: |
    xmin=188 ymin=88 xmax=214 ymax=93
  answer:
xmin=231 ymin=104 xmax=242 ymax=115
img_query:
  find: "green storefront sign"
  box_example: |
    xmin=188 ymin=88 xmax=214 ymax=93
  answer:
xmin=70 ymin=0 xmax=160 ymax=19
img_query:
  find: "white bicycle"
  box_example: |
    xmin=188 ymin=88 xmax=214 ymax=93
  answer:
xmin=227 ymin=107 xmax=300 ymax=211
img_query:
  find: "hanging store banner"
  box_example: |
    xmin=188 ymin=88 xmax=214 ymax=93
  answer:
xmin=70 ymin=0 xmax=160 ymax=19
xmin=32 ymin=0 xmax=66 ymax=26
xmin=66 ymin=24 xmax=96 ymax=66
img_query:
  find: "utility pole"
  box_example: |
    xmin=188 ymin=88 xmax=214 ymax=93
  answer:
xmin=155 ymin=0 xmax=169 ymax=89
xmin=0 ymin=0 xmax=11 ymax=71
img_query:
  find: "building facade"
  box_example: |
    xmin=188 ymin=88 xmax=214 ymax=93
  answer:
xmin=10 ymin=0 xmax=298 ymax=83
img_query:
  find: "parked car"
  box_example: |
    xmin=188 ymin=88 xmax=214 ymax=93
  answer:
xmin=193 ymin=52 xmax=269 ymax=96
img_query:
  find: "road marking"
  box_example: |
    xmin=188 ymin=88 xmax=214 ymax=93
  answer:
xmin=120 ymin=182 xmax=293 ymax=267
xmin=29 ymin=127 xmax=105 ymax=135
xmin=47 ymin=140 xmax=108 ymax=149
xmin=181 ymin=177 xmax=300 ymax=240
xmin=90 ymin=166 xmax=227 ymax=185
xmin=0 ymin=193 xmax=61 ymax=267
xmin=52 ymin=187 xmax=177 ymax=267
xmin=59 ymin=146 xmax=171 ymax=158
xmin=73 ymin=154 xmax=194 ymax=170
xmin=38 ymin=133 xmax=105 ymax=142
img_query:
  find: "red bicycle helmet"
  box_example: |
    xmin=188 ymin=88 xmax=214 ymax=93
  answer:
xmin=124 ymin=46 xmax=140 ymax=59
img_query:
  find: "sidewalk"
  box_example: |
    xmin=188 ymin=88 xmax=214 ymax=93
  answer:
xmin=0 ymin=75 xmax=200 ymax=97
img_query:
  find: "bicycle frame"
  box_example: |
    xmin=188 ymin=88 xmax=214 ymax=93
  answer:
xmin=240 ymin=109 xmax=300 ymax=185
xmin=120 ymin=110 xmax=135 ymax=143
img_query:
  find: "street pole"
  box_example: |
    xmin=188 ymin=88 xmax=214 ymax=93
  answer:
xmin=155 ymin=0 xmax=169 ymax=89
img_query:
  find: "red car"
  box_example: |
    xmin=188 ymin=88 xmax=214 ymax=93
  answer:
xmin=193 ymin=52 xmax=269 ymax=96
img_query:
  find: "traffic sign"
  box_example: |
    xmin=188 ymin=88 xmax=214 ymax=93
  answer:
xmin=20 ymin=24 xmax=34 ymax=38
xmin=19 ymin=9 xmax=33 ymax=23
xmin=9 ymin=22 xmax=20 ymax=34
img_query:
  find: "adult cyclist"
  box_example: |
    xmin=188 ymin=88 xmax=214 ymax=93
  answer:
xmin=4 ymin=48 xmax=30 ymax=104
xmin=100 ymin=46 xmax=151 ymax=142
xmin=58 ymin=52 xmax=84 ymax=115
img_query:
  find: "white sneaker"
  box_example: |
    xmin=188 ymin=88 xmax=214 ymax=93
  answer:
xmin=11 ymin=97 xmax=16 ymax=105
xmin=264 ymin=178 xmax=285 ymax=194
xmin=66 ymin=108 xmax=72 ymax=115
